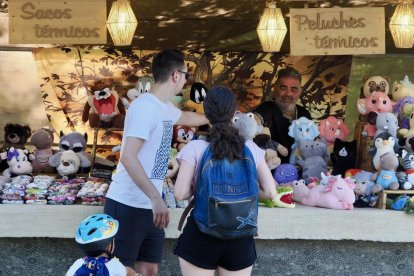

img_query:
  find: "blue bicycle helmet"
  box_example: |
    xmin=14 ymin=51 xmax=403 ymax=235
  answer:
xmin=75 ymin=214 xmax=119 ymax=253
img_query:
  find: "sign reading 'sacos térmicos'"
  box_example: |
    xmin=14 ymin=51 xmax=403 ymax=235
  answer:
xmin=290 ymin=7 xmax=385 ymax=56
xmin=9 ymin=0 xmax=106 ymax=44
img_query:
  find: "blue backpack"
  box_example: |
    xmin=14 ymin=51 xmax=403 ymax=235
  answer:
xmin=193 ymin=144 xmax=259 ymax=239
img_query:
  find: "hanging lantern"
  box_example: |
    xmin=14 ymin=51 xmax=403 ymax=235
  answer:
xmin=389 ymin=2 xmax=414 ymax=48
xmin=256 ymin=1 xmax=287 ymax=52
xmin=106 ymin=0 xmax=138 ymax=46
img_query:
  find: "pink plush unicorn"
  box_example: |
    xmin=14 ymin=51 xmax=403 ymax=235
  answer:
xmin=291 ymin=175 xmax=356 ymax=210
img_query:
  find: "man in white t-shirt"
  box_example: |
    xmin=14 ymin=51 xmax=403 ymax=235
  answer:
xmin=105 ymin=49 xmax=209 ymax=276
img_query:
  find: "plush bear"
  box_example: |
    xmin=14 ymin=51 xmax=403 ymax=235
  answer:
xmin=371 ymin=152 xmax=399 ymax=193
xmin=30 ymin=127 xmax=56 ymax=173
xmin=330 ymin=139 xmax=357 ymax=177
xmin=0 ymin=123 xmax=33 ymax=173
xmin=122 ymin=76 xmax=153 ymax=110
xmin=0 ymin=123 xmax=32 ymax=151
xmin=82 ymin=78 xmax=126 ymax=128
xmin=172 ymin=125 xmax=196 ymax=151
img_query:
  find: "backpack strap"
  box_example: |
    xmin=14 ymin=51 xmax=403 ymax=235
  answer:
xmin=177 ymin=198 xmax=194 ymax=231
xmin=177 ymin=145 xmax=213 ymax=231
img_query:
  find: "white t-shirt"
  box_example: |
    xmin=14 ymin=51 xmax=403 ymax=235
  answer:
xmin=176 ymin=139 xmax=265 ymax=184
xmin=66 ymin=257 xmax=126 ymax=276
xmin=107 ymin=93 xmax=181 ymax=209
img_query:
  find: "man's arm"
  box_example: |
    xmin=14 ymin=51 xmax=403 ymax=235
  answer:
xmin=175 ymin=111 xmax=209 ymax=126
xmin=120 ymin=137 xmax=169 ymax=229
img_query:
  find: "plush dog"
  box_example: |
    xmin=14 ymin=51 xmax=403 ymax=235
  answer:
xmin=82 ymin=79 xmax=126 ymax=128
xmin=48 ymin=131 xmax=91 ymax=173
xmin=53 ymin=150 xmax=81 ymax=177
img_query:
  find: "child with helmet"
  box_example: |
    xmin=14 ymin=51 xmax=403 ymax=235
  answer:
xmin=66 ymin=214 xmax=135 ymax=276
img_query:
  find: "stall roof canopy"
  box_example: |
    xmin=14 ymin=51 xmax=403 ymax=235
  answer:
xmin=124 ymin=0 xmax=412 ymax=53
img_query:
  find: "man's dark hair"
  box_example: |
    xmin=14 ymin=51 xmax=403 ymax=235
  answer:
xmin=151 ymin=49 xmax=185 ymax=83
xmin=277 ymin=67 xmax=302 ymax=83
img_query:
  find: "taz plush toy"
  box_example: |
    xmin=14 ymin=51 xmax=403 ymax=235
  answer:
xmin=172 ymin=125 xmax=196 ymax=151
xmin=82 ymin=79 xmax=126 ymax=128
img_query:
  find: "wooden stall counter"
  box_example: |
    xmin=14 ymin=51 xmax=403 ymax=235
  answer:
xmin=1 ymin=204 xmax=413 ymax=242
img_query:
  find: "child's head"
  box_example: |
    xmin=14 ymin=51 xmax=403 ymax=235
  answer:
xmin=75 ymin=214 xmax=119 ymax=257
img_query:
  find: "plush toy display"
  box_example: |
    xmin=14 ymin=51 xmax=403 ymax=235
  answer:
xmin=30 ymin=127 xmax=56 ymax=173
xmin=357 ymin=92 xmax=395 ymax=137
xmin=374 ymin=112 xmax=399 ymax=139
xmin=48 ymin=131 xmax=91 ymax=173
xmin=82 ymin=79 xmax=126 ymax=128
xmin=371 ymin=152 xmax=399 ymax=193
xmin=291 ymin=175 xmax=356 ymax=210
xmin=361 ymin=75 xmax=389 ymax=98
xmin=297 ymin=139 xmax=329 ymax=182
xmin=2 ymin=147 xmax=33 ymax=178
xmin=392 ymin=75 xmax=414 ymax=101
xmin=400 ymin=149 xmax=414 ymax=190
xmin=398 ymin=111 xmax=414 ymax=138
xmin=260 ymin=186 xmax=295 ymax=208
xmin=186 ymin=82 xmax=208 ymax=114
xmin=172 ymin=125 xmax=196 ymax=151
xmin=318 ymin=116 xmax=350 ymax=146
xmin=288 ymin=117 xmax=319 ymax=164
xmin=52 ymin=150 xmax=82 ymax=177
xmin=371 ymin=133 xmax=396 ymax=171
xmin=394 ymin=96 xmax=414 ymax=129
xmin=0 ymin=123 xmax=32 ymax=151
xmin=253 ymin=113 xmax=288 ymax=169
xmin=0 ymin=123 xmax=33 ymax=173
xmin=330 ymin=139 xmax=357 ymax=177
xmin=273 ymin=164 xmax=299 ymax=185
xmin=352 ymin=171 xmax=378 ymax=208
xmin=121 ymin=76 xmax=153 ymax=110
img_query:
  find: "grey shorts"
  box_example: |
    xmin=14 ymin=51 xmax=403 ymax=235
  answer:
xmin=104 ymin=198 xmax=165 ymax=267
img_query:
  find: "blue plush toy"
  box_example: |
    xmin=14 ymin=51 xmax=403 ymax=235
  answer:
xmin=273 ymin=164 xmax=298 ymax=185
xmin=287 ymin=117 xmax=319 ymax=165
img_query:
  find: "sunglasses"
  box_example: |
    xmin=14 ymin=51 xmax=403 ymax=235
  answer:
xmin=176 ymin=70 xmax=190 ymax=80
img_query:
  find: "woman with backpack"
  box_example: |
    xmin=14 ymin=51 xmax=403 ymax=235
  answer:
xmin=173 ymin=85 xmax=276 ymax=276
